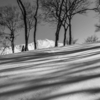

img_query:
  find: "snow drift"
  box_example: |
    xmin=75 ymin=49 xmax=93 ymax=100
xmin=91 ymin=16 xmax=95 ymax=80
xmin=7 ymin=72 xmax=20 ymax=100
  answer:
xmin=0 ymin=39 xmax=63 ymax=55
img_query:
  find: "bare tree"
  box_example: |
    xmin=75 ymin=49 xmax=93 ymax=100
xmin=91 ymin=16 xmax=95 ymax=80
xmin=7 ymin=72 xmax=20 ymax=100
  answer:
xmin=17 ymin=0 xmax=28 ymax=51
xmin=84 ymin=35 xmax=99 ymax=43
xmin=41 ymin=0 xmax=96 ymax=47
xmin=0 ymin=5 xmax=20 ymax=53
xmin=19 ymin=2 xmax=35 ymax=43
xmin=64 ymin=0 xmax=94 ymax=45
xmin=17 ymin=0 xmax=40 ymax=50
xmin=40 ymin=0 xmax=65 ymax=47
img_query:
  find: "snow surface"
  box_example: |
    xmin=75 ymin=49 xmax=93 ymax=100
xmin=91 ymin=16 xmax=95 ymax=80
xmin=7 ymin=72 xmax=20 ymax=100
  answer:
xmin=0 ymin=39 xmax=63 ymax=55
xmin=0 ymin=42 xmax=100 ymax=100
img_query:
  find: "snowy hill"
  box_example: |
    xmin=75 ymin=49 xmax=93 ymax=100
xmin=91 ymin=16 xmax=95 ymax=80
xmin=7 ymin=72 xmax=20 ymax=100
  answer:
xmin=0 ymin=43 xmax=100 ymax=100
xmin=0 ymin=39 xmax=63 ymax=55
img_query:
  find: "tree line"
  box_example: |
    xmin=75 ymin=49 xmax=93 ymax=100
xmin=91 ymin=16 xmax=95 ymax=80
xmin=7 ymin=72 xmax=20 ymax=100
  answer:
xmin=0 ymin=0 xmax=100 ymax=53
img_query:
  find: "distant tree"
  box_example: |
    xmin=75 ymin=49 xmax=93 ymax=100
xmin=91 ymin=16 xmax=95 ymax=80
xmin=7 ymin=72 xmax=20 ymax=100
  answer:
xmin=17 ymin=0 xmax=28 ymax=51
xmin=0 ymin=5 xmax=20 ymax=53
xmin=0 ymin=32 xmax=10 ymax=54
xmin=84 ymin=35 xmax=99 ymax=43
xmin=65 ymin=37 xmax=78 ymax=45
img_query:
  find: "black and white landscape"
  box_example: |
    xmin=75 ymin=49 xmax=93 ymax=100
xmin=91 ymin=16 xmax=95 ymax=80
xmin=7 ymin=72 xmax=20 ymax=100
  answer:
xmin=0 ymin=0 xmax=100 ymax=100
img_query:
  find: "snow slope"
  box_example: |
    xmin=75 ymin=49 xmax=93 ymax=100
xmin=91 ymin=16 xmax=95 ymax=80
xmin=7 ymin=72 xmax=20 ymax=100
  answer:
xmin=0 ymin=43 xmax=100 ymax=100
xmin=0 ymin=39 xmax=63 ymax=55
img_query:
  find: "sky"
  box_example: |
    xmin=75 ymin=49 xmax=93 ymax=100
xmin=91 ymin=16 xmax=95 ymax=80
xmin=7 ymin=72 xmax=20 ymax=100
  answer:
xmin=0 ymin=0 xmax=100 ymax=45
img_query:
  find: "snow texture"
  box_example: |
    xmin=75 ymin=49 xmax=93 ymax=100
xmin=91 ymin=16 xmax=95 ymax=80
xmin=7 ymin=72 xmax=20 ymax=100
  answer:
xmin=0 ymin=42 xmax=100 ymax=100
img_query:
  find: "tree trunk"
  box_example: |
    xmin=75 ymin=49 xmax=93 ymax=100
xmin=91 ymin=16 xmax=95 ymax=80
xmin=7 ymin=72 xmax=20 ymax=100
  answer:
xmin=24 ymin=15 xmax=28 ymax=51
xmin=55 ymin=23 xmax=62 ymax=47
xmin=55 ymin=32 xmax=59 ymax=47
xmin=34 ymin=31 xmax=37 ymax=50
xmin=17 ymin=0 xmax=28 ymax=51
xmin=11 ymin=31 xmax=15 ymax=53
xmin=33 ymin=19 xmax=37 ymax=50
xmin=11 ymin=40 xmax=14 ymax=53
xmin=63 ymin=25 xmax=69 ymax=46
xmin=33 ymin=0 xmax=39 ymax=50
xmin=69 ymin=18 xmax=72 ymax=45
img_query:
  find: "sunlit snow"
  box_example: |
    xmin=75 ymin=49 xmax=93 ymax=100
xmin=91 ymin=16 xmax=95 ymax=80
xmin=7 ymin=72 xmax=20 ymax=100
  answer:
xmin=0 ymin=39 xmax=63 ymax=55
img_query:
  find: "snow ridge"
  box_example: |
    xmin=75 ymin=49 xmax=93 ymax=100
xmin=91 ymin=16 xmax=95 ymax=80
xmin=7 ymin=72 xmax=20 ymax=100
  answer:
xmin=0 ymin=39 xmax=63 ymax=55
